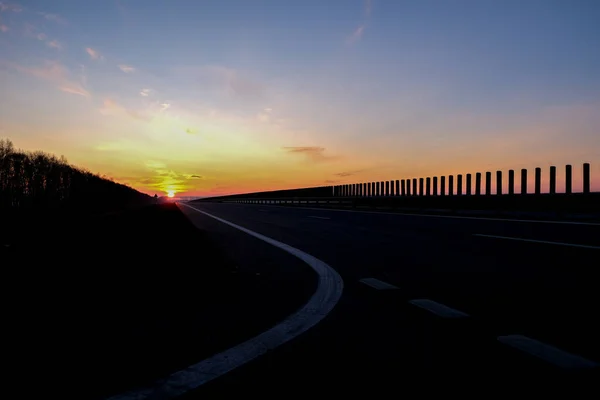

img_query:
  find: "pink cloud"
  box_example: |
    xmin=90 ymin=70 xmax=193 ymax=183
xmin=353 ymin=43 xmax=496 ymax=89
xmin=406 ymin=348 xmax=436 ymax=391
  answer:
xmin=0 ymin=2 xmax=22 ymax=12
xmin=85 ymin=47 xmax=103 ymax=60
xmin=118 ymin=64 xmax=135 ymax=73
xmin=347 ymin=25 xmax=365 ymax=44
xmin=0 ymin=24 xmax=8 ymax=32
xmin=47 ymin=39 xmax=61 ymax=49
xmin=9 ymin=60 xmax=90 ymax=98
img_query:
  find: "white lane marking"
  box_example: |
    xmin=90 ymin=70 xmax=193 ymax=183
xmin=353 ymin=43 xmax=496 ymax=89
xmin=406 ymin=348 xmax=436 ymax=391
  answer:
xmin=307 ymin=216 xmax=330 ymax=220
xmin=497 ymin=335 xmax=599 ymax=369
xmin=108 ymin=204 xmax=344 ymax=400
xmin=409 ymin=299 xmax=470 ymax=318
xmin=215 ymin=202 xmax=600 ymax=226
xmin=359 ymin=278 xmax=398 ymax=290
xmin=474 ymin=234 xmax=600 ymax=250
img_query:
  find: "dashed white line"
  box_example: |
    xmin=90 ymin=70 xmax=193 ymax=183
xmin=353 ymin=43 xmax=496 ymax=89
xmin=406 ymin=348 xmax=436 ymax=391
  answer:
xmin=107 ymin=204 xmax=344 ymax=400
xmin=409 ymin=299 xmax=470 ymax=318
xmin=359 ymin=278 xmax=398 ymax=290
xmin=474 ymin=234 xmax=600 ymax=250
xmin=497 ymin=335 xmax=599 ymax=369
xmin=307 ymin=216 xmax=330 ymax=220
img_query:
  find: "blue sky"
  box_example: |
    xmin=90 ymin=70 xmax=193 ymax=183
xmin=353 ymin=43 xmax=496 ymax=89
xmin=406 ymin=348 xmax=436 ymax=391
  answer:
xmin=1 ymin=0 xmax=599 ymax=195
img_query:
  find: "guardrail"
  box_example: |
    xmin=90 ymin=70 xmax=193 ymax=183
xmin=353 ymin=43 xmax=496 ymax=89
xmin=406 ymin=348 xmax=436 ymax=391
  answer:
xmin=199 ymin=162 xmax=594 ymax=200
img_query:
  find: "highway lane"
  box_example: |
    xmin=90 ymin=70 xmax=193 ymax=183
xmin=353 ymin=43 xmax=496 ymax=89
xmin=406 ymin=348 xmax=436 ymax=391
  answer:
xmin=187 ymin=203 xmax=599 ymax=359
xmin=174 ymin=201 xmax=598 ymax=396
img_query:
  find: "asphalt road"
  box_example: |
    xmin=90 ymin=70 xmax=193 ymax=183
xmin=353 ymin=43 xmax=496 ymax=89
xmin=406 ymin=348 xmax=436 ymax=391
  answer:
xmin=176 ymin=202 xmax=599 ymax=396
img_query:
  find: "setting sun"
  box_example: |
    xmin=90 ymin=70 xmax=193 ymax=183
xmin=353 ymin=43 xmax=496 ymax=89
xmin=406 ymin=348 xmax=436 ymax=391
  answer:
xmin=167 ymin=190 xmax=175 ymax=198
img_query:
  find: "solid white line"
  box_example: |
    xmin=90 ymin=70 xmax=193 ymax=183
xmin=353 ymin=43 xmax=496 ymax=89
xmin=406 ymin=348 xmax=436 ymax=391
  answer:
xmin=216 ymin=202 xmax=600 ymax=226
xmin=497 ymin=335 xmax=599 ymax=369
xmin=307 ymin=216 xmax=330 ymax=220
xmin=359 ymin=278 xmax=398 ymax=290
xmin=474 ymin=234 xmax=600 ymax=250
xmin=108 ymin=204 xmax=344 ymax=400
xmin=409 ymin=299 xmax=470 ymax=318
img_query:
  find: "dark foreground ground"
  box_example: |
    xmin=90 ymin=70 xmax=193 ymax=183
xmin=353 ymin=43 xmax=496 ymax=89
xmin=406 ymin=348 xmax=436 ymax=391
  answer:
xmin=1 ymin=202 xmax=315 ymax=399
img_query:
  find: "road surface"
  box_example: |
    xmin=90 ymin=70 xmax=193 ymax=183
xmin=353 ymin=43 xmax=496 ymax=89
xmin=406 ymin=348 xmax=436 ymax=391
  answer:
xmin=174 ymin=202 xmax=599 ymax=395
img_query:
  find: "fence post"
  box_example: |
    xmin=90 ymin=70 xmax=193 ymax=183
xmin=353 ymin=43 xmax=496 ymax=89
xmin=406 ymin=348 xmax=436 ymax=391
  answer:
xmin=508 ymin=170 xmax=514 ymax=195
xmin=396 ymin=180 xmax=400 ymax=196
xmin=426 ymin=177 xmax=431 ymax=196
xmin=401 ymin=179 xmax=406 ymax=196
xmin=535 ymin=167 xmax=541 ymax=195
xmin=485 ymin=172 xmax=491 ymax=195
xmin=440 ymin=176 xmax=446 ymax=196
xmin=381 ymin=181 xmax=385 ymax=196
xmin=565 ymin=165 xmax=572 ymax=194
xmin=521 ymin=169 xmax=527 ymax=194
xmin=433 ymin=177 xmax=438 ymax=195
xmin=549 ymin=166 xmax=556 ymax=194
xmin=475 ymin=172 xmax=481 ymax=195
xmin=466 ymin=174 xmax=472 ymax=195
xmin=583 ymin=163 xmax=590 ymax=194
xmin=448 ymin=175 xmax=454 ymax=196
xmin=419 ymin=178 xmax=424 ymax=196
xmin=413 ymin=178 xmax=417 ymax=196
xmin=405 ymin=179 xmax=410 ymax=196
xmin=496 ymin=171 xmax=502 ymax=195
xmin=386 ymin=181 xmax=390 ymax=196
xmin=457 ymin=174 xmax=463 ymax=195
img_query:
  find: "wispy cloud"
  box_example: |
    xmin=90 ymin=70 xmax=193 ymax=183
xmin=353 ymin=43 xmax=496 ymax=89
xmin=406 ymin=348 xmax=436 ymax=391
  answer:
xmin=100 ymin=98 xmax=150 ymax=121
xmin=38 ymin=12 xmax=66 ymax=25
xmin=85 ymin=47 xmax=103 ymax=60
xmin=118 ymin=64 xmax=135 ymax=73
xmin=23 ymin=25 xmax=61 ymax=48
xmin=47 ymin=39 xmax=61 ymax=49
xmin=0 ymin=2 xmax=22 ymax=12
xmin=189 ymin=174 xmax=203 ymax=179
xmin=347 ymin=25 xmax=365 ymax=44
xmin=346 ymin=0 xmax=372 ymax=45
xmin=8 ymin=60 xmax=90 ymax=98
xmin=60 ymin=85 xmax=89 ymax=97
xmin=282 ymin=146 xmax=339 ymax=163
xmin=0 ymin=24 xmax=7 ymax=32
xmin=160 ymin=103 xmax=170 ymax=112
xmin=334 ymin=169 xmax=366 ymax=177
xmin=140 ymin=88 xmax=151 ymax=96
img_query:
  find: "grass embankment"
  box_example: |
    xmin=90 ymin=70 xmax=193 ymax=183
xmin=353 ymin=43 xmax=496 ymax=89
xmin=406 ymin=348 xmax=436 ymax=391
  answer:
xmin=2 ymin=203 xmax=269 ymax=398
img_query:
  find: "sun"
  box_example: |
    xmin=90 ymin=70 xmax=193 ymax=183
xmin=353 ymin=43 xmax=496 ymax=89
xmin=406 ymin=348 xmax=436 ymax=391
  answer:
xmin=167 ymin=190 xmax=175 ymax=198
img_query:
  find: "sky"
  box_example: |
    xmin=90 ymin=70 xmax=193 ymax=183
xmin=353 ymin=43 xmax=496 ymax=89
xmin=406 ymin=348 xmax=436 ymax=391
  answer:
xmin=1 ymin=0 xmax=599 ymax=197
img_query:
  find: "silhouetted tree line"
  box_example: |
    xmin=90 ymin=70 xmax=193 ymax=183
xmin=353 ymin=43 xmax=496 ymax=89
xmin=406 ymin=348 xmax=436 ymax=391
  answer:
xmin=0 ymin=138 xmax=150 ymax=210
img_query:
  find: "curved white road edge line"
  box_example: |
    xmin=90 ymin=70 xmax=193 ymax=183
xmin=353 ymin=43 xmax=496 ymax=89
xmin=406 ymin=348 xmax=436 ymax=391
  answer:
xmin=106 ymin=203 xmax=344 ymax=400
